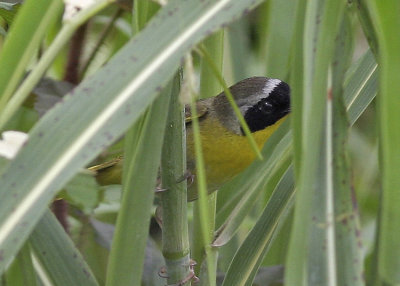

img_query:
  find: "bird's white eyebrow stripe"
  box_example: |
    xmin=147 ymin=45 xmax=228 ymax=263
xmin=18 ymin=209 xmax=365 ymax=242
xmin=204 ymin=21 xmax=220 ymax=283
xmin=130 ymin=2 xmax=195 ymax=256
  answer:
xmin=262 ymin=78 xmax=282 ymax=97
xmin=238 ymin=78 xmax=283 ymax=115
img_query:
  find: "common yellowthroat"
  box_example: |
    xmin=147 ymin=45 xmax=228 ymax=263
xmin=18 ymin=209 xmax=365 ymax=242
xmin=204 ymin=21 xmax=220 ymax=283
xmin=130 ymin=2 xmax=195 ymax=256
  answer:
xmin=90 ymin=77 xmax=291 ymax=201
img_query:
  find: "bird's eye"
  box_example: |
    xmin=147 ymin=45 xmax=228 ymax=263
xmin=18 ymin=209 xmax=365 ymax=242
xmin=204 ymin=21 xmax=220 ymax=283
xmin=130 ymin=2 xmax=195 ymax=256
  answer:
xmin=259 ymin=102 xmax=273 ymax=113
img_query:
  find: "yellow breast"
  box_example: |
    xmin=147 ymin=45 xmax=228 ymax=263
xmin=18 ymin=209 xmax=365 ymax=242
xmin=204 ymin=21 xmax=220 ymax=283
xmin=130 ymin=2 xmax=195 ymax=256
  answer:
xmin=186 ymin=115 xmax=286 ymax=200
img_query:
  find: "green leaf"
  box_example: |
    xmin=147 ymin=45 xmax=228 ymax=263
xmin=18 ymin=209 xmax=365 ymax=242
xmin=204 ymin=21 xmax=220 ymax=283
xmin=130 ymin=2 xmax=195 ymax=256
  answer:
xmin=93 ymin=185 xmax=121 ymax=223
xmin=355 ymin=0 xmax=378 ymax=56
xmin=77 ymin=218 xmax=110 ymax=284
xmin=29 ymin=210 xmax=99 ymax=286
xmin=344 ymin=50 xmax=377 ymax=125
xmin=0 ymin=0 xmax=111 ymax=130
xmin=289 ymin=0 xmax=306 ymax=180
xmin=63 ymin=171 xmax=101 ymax=214
xmin=0 ymin=2 xmax=21 ymax=25
xmin=0 ymin=0 xmax=63 ymax=111
xmin=226 ymin=19 xmax=252 ymax=80
xmin=87 ymin=219 xmax=166 ymax=286
xmin=264 ymin=0 xmax=297 ymax=79
xmin=0 ymin=0 xmax=267 ymax=273
xmin=221 ymin=168 xmax=294 ymax=286
xmin=105 ymin=84 xmax=171 ymax=286
xmin=286 ymin=0 xmax=346 ymax=283
xmin=5 ymin=243 xmax=37 ymax=286
xmin=367 ymin=1 xmax=400 ymax=283
xmin=330 ymin=13 xmax=363 ymax=285
xmin=219 ymin=48 xmax=377 ymax=286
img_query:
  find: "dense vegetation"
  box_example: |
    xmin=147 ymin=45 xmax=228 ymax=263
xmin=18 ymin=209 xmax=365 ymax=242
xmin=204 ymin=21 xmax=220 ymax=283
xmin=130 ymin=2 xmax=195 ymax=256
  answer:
xmin=0 ymin=0 xmax=398 ymax=285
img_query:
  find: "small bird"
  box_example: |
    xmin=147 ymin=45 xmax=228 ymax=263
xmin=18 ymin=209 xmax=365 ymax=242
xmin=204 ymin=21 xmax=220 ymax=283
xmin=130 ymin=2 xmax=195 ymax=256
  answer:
xmin=90 ymin=77 xmax=291 ymax=201
xmin=185 ymin=76 xmax=290 ymax=200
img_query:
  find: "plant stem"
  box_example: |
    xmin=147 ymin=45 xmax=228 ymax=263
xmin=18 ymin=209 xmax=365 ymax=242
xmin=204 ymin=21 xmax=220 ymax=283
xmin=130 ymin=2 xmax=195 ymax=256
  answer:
xmin=64 ymin=23 xmax=89 ymax=84
xmin=160 ymin=73 xmax=192 ymax=285
xmin=51 ymin=199 xmax=69 ymax=233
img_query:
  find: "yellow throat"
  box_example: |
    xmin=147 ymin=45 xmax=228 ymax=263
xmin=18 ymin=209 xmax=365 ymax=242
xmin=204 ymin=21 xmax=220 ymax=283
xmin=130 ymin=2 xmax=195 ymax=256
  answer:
xmin=186 ymin=115 xmax=287 ymax=201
